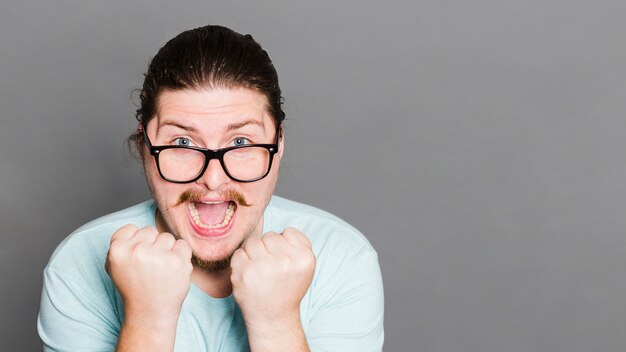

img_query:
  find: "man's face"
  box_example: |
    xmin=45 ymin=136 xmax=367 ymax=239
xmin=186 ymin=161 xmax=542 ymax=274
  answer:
xmin=143 ymin=87 xmax=283 ymax=269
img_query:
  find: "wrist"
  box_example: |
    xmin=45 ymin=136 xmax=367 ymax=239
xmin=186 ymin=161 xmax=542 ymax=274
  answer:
xmin=245 ymin=311 xmax=308 ymax=350
xmin=245 ymin=307 xmax=300 ymax=329
xmin=123 ymin=304 xmax=181 ymax=331
xmin=117 ymin=311 xmax=180 ymax=352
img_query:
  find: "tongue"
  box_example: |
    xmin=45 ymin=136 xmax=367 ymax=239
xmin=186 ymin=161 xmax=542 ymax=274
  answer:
xmin=194 ymin=202 xmax=230 ymax=225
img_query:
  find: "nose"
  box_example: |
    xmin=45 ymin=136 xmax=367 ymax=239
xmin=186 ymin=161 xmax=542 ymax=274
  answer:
xmin=196 ymin=158 xmax=231 ymax=190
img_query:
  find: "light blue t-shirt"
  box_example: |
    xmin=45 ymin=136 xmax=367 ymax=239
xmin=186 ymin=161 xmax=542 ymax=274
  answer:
xmin=38 ymin=196 xmax=384 ymax=351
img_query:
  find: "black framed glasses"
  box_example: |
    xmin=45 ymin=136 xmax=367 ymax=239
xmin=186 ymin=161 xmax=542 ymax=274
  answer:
xmin=142 ymin=127 xmax=280 ymax=184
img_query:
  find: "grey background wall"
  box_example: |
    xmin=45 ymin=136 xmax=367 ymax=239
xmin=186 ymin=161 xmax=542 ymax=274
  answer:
xmin=2 ymin=1 xmax=626 ymax=351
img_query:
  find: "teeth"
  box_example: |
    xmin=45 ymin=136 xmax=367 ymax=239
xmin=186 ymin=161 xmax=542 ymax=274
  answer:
xmin=188 ymin=202 xmax=235 ymax=229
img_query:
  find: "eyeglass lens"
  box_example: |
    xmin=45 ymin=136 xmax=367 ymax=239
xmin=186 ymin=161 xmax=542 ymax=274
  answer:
xmin=158 ymin=147 xmax=271 ymax=182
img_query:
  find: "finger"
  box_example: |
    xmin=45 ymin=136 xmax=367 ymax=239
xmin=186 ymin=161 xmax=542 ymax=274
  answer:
xmin=230 ymin=247 xmax=250 ymax=271
xmin=282 ymin=227 xmax=312 ymax=249
xmin=132 ymin=226 xmax=160 ymax=245
xmin=261 ymin=231 xmax=290 ymax=254
xmin=241 ymin=236 xmax=267 ymax=260
xmin=230 ymin=248 xmax=250 ymax=285
xmin=172 ymin=239 xmax=192 ymax=259
xmin=110 ymin=224 xmax=138 ymax=243
xmin=154 ymin=232 xmax=177 ymax=249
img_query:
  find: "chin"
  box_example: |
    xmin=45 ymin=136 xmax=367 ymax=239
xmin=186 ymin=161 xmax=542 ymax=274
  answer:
xmin=191 ymin=248 xmax=237 ymax=272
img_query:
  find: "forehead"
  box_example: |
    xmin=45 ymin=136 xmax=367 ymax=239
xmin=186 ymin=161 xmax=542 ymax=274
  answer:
xmin=153 ymin=87 xmax=275 ymax=132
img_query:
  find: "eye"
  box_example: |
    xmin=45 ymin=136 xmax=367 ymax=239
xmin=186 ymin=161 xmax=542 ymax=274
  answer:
xmin=173 ymin=137 xmax=194 ymax=147
xmin=232 ymin=137 xmax=251 ymax=146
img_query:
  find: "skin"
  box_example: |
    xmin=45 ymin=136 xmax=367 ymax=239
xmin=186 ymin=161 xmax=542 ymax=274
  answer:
xmin=106 ymin=87 xmax=315 ymax=352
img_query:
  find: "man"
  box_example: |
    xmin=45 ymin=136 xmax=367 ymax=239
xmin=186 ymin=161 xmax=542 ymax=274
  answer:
xmin=38 ymin=25 xmax=384 ymax=351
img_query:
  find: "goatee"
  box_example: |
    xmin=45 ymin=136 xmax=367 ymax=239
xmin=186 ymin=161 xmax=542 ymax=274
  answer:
xmin=191 ymin=253 xmax=233 ymax=272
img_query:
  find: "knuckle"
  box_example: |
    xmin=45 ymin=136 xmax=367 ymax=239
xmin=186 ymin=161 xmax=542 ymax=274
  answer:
xmin=106 ymin=251 xmax=119 ymax=265
xmin=139 ymin=225 xmax=156 ymax=233
xmin=261 ymin=235 xmax=278 ymax=247
xmin=106 ymin=249 xmax=127 ymax=269
xmin=157 ymin=232 xmax=171 ymax=239
xmin=132 ymin=243 xmax=153 ymax=259
xmin=111 ymin=224 xmax=136 ymax=242
xmin=306 ymin=250 xmax=316 ymax=265
xmin=283 ymin=227 xmax=300 ymax=236
xmin=231 ymin=248 xmax=243 ymax=261
xmin=285 ymin=227 xmax=310 ymax=243
xmin=122 ymin=224 xmax=138 ymax=231
xmin=157 ymin=232 xmax=175 ymax=243
xmin=143 ymin=227 xmax=160 ymax=238
xmin=230 ymin=273 xmax=240 ymax=285
xmin=108 ymin=241 xmax=127 ymax=257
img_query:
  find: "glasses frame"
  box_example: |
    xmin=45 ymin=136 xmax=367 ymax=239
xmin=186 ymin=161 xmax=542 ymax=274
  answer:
xmin=142 ymin=126 xmax=281 ymax=184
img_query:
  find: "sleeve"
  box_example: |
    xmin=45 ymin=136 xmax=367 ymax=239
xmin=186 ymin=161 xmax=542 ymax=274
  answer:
xmin=305 ymin=249 xmax=385 ymax=352
xmin=38 ymin=265 xmax=121 ymax=352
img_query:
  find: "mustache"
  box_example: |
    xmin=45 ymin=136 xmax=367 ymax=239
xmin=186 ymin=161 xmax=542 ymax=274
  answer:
xmin=174 ymin=189 xmax=251 ymax=207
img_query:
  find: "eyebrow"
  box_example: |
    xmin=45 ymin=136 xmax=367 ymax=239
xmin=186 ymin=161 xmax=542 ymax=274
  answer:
xmin=159 ymin=119 xmax=265 ymax=132
xmin=160 ymin=121 xmax=197 ymax=132
xmin=226 ymin=119 xmax=265 ymax=131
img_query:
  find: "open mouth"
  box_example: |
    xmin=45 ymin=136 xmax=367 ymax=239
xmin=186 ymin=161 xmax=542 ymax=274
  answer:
xmin=188 ymin=201 xmax=236 ymax=229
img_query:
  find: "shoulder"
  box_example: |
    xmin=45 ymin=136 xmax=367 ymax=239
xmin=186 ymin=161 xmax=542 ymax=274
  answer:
xmin=38 ymin=202 xmax=154 ymax=349
xmin=270 ymin=197 xmax=384 ymax=339
xmin=266 ymin=196 xmax=377 ymax=260
xmin=46 ymin=200 xmax=156 ymax=272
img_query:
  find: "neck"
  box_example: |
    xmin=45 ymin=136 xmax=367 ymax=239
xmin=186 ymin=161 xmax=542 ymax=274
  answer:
xmin=191 ymin=268 xmax=233 ymax=298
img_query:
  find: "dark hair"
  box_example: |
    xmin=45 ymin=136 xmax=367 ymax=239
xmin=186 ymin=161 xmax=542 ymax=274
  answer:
xmin=129 ymin=25 xmax=285 ymax=150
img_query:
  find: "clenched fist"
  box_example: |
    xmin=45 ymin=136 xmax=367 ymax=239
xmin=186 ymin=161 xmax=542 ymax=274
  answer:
xmin=106 ymin=224 xmax=193 ymax=320
xmin=230 ymin=227 xmax=316 ymax=328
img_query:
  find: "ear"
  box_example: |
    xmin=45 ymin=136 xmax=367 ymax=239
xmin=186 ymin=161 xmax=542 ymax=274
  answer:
xmin=136 ymin=123 xmax=146 ymax=161
xmin=278 ymin=125 xmax=285 ymax=159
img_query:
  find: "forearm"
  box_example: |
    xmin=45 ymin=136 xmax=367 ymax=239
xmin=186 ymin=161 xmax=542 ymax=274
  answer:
xmin=116 ymin=312 xmax=179 ymax=352
xmin=246 ymin=313 xmax=310 ymax=352
xmin=231 ymin=228 xmax=315 ymax=351
xmin=108 ymin=226 xmax=193 ymax=352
